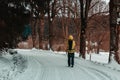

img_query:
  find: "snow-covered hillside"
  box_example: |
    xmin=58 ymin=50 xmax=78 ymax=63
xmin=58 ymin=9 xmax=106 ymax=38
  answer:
xmin=0 ymin=49 xmax=120 ymax=80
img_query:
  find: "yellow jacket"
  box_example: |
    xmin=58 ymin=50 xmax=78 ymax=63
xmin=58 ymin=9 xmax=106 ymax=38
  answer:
xmin=67 ymin=40 xmax=76 ymax=53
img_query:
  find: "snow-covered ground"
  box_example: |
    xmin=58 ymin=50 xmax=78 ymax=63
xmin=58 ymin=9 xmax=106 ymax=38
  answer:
xmin=0 ymin=49 xmax=120 ymax=80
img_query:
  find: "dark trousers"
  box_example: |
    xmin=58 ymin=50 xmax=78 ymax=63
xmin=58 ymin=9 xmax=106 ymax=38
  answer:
xmin=68 ymin=53 xmax=74 ymax=66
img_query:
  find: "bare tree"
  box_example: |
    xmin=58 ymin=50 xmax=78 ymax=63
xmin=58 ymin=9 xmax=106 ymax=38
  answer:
xmin=47 ymin=0 xmax=60 ymax=50
xmin=109 ymin=0 xmax=120 ymax=63
xmin=79 ymin=0 xmax=92 ymax=58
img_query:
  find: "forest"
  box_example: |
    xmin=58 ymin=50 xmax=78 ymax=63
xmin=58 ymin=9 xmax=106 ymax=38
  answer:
xmin=0 ymin=0 xmax=120 ymax=62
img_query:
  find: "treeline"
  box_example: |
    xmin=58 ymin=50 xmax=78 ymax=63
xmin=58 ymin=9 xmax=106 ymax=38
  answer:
xmin=0 ymin=0 xmax=109 ymax=56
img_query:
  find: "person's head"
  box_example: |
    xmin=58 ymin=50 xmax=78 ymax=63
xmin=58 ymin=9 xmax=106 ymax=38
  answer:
xmin=68 ymin=35 xmax=73 ymax=40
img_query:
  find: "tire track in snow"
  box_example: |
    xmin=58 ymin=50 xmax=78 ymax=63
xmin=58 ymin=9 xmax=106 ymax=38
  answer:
xmin=31 ymin=55 xmax=46 ymax=80
xmin=26 ymin=53 xmax=75 ymax=80
xmin=59 ymin=55 xmax=110 ymax=80
xmin=32 ymin=54 xmax=62 ymax=80
xmin=54 ymin=54 xmax=103 ymax=80
xmin=87 ymin=67 xmax=113 ymax=80
xmin=16 ymin=53 xmax=43 ymax=80
xmin=35 ymin=53 xmax=97 ymax=80
xmin=11 ymin=50 xmax=120 ymax=80
xmin=75 ymin=62 xmax=104 ymax=80
xmin=75 ymin=59 xmax=114 ymax=80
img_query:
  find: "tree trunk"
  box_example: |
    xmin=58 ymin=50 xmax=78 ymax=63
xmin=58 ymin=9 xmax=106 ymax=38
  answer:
xmin=48 ymin=22 xmax=53 ymax=50
xmin=109 ymin=0 xmax=118 ymax=63
xmin=32 ymin=19 xmax=37 ymax=48
xmin=79 ymin=0 xmax=92 ymax=59
xmin=47 ymin=0 xmax=57 ymax=50
xmin=80 ymin=30 xmax=86 ymax=58
xmin=47 ymin=5 xmax=53 ymax=50
xmin=39 ymin=19 xmax=44 ymax=49
xmin=97 ymin=44 xmax=100 ymax=54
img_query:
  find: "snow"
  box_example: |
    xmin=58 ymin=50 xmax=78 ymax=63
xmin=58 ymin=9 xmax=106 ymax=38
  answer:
xmin=0 ymin=49 xmax=120 ymax=80
xmin=103 ymin=0 xmax=110 ymax=3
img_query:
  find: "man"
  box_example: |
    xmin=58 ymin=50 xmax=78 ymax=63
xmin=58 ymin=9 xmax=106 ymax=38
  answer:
xmin=67 ymin=35 xmax=76 ymax=67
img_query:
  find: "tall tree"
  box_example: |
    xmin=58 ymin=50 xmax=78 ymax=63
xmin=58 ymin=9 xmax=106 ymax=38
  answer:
xmin=109 ymin=0 xmax=120 ymax=63
xmin=0 ymin=0 xmax=53 ymax=49
xmin=37 ymin=0 xmax=52 ymax=49
xmin=47 ymin=0 xmax=61 ymax=50
xmin=0 ymin=0 xmax=30 ymax=49
xmin=79 ymin=0 xmax=92 ymax=58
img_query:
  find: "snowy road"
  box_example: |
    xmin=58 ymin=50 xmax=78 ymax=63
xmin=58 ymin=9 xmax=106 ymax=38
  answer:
xmin=0 ymin=49 xmax=120 ymax=80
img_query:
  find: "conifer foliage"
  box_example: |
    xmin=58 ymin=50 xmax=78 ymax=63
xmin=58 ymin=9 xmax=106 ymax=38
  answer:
xmin=0 ymin=0 xmax=51 ymax=49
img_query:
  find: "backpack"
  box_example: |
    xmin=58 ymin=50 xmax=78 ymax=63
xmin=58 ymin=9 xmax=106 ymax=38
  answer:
xmin=67 ymin=40 xmax=75 ymax=53
xmin=68 ymin=40 xmax=73 ymax=50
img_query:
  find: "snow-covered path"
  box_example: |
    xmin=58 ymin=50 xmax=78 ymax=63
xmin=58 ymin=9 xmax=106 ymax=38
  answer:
xmin=0 ymin=49 xmax=120 ymax=80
